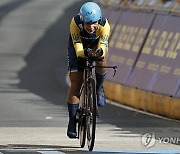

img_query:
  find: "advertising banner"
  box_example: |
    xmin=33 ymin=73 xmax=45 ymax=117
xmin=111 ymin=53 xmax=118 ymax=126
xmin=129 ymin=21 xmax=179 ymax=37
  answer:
xmin=177 ymin=88 xmax=180 ymax=98
xmin=101 ymin=8 xmax=121 ymax=33
xmin=127 ymin=14 xmax=180 ymax=97
xmin=106 ymin=11 xmax=155 ymax=84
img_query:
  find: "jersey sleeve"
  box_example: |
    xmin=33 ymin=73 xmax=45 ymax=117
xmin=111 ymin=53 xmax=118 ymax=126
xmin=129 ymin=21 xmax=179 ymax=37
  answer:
xmin=70 ymin=17 xmax=85 ymax=58
xmin=97 ymin=19 xmax=110 ymax=57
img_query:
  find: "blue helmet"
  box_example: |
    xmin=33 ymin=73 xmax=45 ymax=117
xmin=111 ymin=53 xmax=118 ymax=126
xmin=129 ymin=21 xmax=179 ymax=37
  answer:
xmin=80 ymin=2 xmax=102 ymax=23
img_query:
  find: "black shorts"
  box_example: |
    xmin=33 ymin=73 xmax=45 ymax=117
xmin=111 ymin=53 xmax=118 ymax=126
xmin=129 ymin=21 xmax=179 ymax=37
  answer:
xmin=67 ymin=36 xmax=98 ymax=72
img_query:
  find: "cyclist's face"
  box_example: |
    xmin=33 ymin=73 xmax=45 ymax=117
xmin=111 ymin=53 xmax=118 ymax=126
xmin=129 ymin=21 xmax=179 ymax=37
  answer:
xmin=84 ymin=21 xmax=98 ymax=34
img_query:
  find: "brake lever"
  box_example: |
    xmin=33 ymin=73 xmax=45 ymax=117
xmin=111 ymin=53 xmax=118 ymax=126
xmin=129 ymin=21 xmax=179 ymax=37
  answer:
xmin=112 ymin=66 xmax=117 ymax=77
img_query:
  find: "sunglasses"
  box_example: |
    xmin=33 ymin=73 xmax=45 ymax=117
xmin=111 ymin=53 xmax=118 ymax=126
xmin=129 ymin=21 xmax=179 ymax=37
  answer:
xmin=84 ymin=21 xmax=98 ymax=25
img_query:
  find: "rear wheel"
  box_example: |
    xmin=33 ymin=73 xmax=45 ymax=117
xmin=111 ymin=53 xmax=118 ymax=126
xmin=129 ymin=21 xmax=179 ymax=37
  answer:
xmin=86 ymin=78 xmax=97 ymax=151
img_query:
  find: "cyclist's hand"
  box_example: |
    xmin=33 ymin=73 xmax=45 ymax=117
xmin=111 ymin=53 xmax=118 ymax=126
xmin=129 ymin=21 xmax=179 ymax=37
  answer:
xmin=84 ymin=48 xmax=92 ymax=57
xmin=84 ymin=48 xmax=98 ymax=57
xmin=93 ymin=48 xmax=104 ymax=61
xmin=96 ymin=48 xmax=103 ymax=57
xmin=85 ymin=48 xmax=104 ymax=60
xmin=88 ymin=48 xmax=103 ymax=58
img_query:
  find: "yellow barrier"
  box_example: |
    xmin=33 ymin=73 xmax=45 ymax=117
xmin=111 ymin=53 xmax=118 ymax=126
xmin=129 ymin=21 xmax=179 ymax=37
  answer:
xmin=104 ymin=80 xmax=180 ymax=120
xmin=99 ymin=0 xmax=180 ymax=120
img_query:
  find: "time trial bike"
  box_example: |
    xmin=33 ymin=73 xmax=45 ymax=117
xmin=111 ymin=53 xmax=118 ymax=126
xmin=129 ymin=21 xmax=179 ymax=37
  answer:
xmin=76 ymin=55 xmax=117 ymax=151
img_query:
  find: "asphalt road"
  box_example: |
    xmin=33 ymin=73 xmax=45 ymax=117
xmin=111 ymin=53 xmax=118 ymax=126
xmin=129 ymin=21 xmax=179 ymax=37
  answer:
xmin=0 ymin=0 xmax=180 ymax=153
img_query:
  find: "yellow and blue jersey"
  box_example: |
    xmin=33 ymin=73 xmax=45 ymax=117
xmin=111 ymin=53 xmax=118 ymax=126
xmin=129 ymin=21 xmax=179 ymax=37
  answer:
xmin=67 ymin=14 xmax=110 ymax=72
xmin=70 ymin=14 xmax=110 ymax=58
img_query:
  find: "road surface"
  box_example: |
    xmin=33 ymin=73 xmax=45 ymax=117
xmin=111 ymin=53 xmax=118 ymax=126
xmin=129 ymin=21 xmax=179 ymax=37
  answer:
xmin=0 ymin=0 xmax=180 ymax=153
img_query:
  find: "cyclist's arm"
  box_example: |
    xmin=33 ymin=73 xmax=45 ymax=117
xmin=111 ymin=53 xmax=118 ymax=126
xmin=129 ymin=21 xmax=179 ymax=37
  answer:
xmin=70 ymin=17 xmax=85 ymax=58
xmin=97 ymin=19 xmax=110 ymax=57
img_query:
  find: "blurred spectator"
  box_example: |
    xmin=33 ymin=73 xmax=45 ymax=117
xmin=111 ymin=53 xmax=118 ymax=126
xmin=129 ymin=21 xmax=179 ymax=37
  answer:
xmin=132 ymin=0 xmax=146 ymax=6
xmin=124 ymin=0 xmax=136 ymax=6
xmin=161 ymin=0 xmax=175 ymax=8
xmin=161 ymin=0 xmax=174 ymax=8
xmin=136 ymin=0 xmax=145 ymax=6
xmin=147 ymin=0 xmax=159 ymax=7
xmin=174 ymin=0 xmax=180 ymax=12
xmin=161 ymin=0 xmax=173 ymax=2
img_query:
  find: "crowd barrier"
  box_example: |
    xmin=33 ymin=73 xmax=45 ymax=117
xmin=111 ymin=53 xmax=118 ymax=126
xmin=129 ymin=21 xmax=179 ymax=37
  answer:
xmin=98 ymin=0 xmax=180 ymax=120
xmin=98 ymin=0 xmax=180 ymax=14
xmin=177 ymin=89 xmax=180 ymax=97
xmin=105 ymin=11 xmax=155 ymax=84
xmin=127 ymin=14 xmax=180 ymax=97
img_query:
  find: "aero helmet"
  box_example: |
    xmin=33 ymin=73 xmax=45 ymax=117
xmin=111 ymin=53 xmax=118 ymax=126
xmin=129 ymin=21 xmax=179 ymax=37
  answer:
xmin=80 ymin=2 xmax=102 ymax=23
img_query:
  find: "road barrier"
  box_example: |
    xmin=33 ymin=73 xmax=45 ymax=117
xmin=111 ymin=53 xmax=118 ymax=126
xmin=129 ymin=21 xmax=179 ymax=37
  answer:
xmin=177 ymin=89 xmax=180 ymax=97
xmin=106 ymin=11 xmax=155 ymax=84
xmin=98 ymin=0 xmax=180 ymax=120
xmin=127 ymin=14 xmax=180 ymax=97
xmin=101 ymin=8 xmax=121 ymax=31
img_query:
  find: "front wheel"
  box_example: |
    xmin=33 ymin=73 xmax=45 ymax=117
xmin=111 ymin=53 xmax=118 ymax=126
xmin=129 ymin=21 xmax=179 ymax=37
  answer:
xmin=79 ymin=109 xmax=86 ymax=148
xmin=86 ymin=78 xmax=97 ymax=151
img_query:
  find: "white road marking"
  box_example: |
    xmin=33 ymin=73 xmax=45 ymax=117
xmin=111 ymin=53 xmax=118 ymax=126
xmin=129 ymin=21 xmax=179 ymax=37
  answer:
xmin=46 ymin=116 xmax=53 ymax=120
xmin=38 ymin=151 xmax=65 ymax=154
xmin=0 ymin=149 xmax=65 ymax=154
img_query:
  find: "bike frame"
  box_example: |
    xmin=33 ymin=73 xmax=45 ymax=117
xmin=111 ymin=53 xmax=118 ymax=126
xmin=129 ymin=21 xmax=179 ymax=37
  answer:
xmin=78 ymin=58 xmax=117 ymax=151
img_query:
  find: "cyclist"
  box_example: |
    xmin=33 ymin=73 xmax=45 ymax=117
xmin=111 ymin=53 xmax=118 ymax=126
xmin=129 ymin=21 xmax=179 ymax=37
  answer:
xmin=67 ymin=2 xmax=110 ymax=138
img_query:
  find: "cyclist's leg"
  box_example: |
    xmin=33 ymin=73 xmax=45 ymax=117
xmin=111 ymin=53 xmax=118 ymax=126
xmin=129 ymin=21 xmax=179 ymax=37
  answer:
xmin=95 ymin=59 xmax=107 ymax=107
xmin=96 ymin=59 xmax=107 ymax=74
xmin=67 ymin=72 xmax=83 ymax=103
xmin=67 ymin=71 xmax=83 ymax=138
xmin=67 ymin=37 xmax=84 ymax=138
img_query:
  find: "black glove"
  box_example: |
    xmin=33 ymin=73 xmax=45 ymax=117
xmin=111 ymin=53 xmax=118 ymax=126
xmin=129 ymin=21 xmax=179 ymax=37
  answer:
xmin=84 ymin=48 xmax=92 ymax=57
xmin=96 ymin=48 xmax=103 ymax=57
xmin=84 ymin=48 xmax=104 ymax=61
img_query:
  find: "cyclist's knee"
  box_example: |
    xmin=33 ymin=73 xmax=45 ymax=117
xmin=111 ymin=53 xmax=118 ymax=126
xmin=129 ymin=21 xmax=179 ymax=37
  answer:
xmin=96 ymin=59 xmax=106 ymax=66
xmin=68 ymin=85 xmax=81 ymax=103
xmin=96 ymin=60 xmax=107 ymax=74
